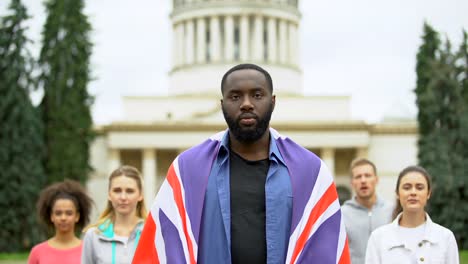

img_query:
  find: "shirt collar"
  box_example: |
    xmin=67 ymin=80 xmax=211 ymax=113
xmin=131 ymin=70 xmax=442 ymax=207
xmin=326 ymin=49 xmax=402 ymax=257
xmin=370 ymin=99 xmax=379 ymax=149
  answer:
xmin=385 ymin=213 xmax=440 ymax=250
xmin=217 ymin=128 xmax=286 ymax=166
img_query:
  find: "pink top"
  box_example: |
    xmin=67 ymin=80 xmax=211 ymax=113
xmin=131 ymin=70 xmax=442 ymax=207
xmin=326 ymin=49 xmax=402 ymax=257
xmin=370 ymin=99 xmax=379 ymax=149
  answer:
xmin=28 ymin=241 xmax=82 ymax=264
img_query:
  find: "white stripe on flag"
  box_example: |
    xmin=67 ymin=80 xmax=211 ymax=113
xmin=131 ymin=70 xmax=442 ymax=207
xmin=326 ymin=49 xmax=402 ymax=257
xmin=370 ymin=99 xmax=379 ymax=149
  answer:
xmin=286 ymin=160 xmax=334 ymax=263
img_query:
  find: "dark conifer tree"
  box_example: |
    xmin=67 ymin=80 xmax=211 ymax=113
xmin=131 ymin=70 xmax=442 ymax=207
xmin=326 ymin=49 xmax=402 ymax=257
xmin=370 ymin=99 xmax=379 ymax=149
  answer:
xmin=415 ymin=24 xmax=468 ymax=248
xmin=0 ymin=0 xmax=46 ymax=251
xmin=39 ymin=0 xmax=94 ymax=184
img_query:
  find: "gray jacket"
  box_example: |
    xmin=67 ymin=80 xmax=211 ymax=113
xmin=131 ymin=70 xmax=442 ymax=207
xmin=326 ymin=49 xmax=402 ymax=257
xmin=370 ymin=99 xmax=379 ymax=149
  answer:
xmin=81 ymin=220 xmax=144 ymax=264
xmin=341 ymin=196 xmax=393 ymax=264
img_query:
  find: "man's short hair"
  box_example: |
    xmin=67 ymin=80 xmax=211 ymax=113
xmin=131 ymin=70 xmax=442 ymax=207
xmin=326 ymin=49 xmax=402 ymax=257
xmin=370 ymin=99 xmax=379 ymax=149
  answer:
xmin=220 ymin=63 xmax=273 ymax=94
xmin=349 ymin=158 xmax=377 ymax=176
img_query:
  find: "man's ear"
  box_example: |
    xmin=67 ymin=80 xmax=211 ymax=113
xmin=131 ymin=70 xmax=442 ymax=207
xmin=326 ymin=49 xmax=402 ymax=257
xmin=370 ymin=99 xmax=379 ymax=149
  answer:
xmin=271 ymin=95 xmax=276 ymax=111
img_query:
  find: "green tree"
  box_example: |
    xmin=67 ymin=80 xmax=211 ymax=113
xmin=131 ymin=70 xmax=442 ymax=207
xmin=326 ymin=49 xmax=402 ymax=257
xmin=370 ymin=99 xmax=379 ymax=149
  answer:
xmin=415 ymin=22 xmax=441 ymax=138
xmin=454 ymin=31 xmax=468 ymax=249
xmin=0 ymin=0 xmax=46 ymax=251
xmin=39 ymin=0 xmax=94 ymax=184
xmin=415 ymin=24 xmax=468 ymax=249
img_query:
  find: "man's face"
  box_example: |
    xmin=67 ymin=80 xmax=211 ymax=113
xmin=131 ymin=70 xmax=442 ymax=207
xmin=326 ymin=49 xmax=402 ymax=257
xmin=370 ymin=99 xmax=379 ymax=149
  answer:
xmin=221 ymin=69 xmax=275 ymax=143
xmin=351 ymin=164 xmax=378 ymax=200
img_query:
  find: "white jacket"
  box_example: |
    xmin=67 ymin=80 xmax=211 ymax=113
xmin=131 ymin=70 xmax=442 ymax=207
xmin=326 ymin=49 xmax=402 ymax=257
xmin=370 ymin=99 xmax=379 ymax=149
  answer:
xmin=365 ymin=213 xmax=459 ymax=264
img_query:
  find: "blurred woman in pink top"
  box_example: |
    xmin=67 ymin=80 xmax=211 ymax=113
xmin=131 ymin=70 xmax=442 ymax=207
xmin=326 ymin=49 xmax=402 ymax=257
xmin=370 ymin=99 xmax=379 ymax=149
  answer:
xmin=28 ymin=180 xmax=93 ymax=264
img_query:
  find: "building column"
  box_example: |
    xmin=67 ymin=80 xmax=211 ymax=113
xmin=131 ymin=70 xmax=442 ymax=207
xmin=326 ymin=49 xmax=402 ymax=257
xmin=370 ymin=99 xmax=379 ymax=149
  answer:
xmin=196 ymin=17 xmax=206 ymax=63
xmin=321 ymin=148 xmax=336 ymax=177
xmin=267 ymin=17 xmax=277 ymax=63
xmin=172 ymin=24 xmax=178 ymax=67
xmin=142 ymin=149 xmax=157 ymax=208
xmin=175 ymin=22 xmax=185 ymax=66
xmin=278 ymin=19 xmax=287 ymax=64
xmin=185 ymin=19 xmax=195 ymax=65
xmin=288 ymin=22 xmax=297 ymax=66
xmin=253 ymin=15 xmax=264 ymax=62
xmin=108 ymin=149 xmax=121 ymax=173
xmin=210 ymin=16 xmax=221 ymax=62
xmin=224 ymin=15 xmax=234 ymax=62
xmin=239 ymin=14 xmax=249 ymax=61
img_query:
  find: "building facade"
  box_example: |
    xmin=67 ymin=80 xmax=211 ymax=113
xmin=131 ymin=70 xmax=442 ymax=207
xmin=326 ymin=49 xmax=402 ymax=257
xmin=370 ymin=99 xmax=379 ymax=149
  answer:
xmin=88 ymin=0 xmax=418 ymax=218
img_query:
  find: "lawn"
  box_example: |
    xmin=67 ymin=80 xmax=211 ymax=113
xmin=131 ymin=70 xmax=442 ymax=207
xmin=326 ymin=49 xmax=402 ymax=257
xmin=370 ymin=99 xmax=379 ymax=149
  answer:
xmin=1 ymin=251 xmax=468 ymax=263
xmin=0 ymin=253 xmax=28 ymax=260
xmin=461 ymin=250 xmax=468 ymax=264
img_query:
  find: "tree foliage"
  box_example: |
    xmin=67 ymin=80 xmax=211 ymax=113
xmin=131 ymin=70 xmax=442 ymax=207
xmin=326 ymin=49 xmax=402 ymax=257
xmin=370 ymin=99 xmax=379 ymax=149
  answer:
xmin=415 ymin=23 xmax=468 ymax=249
xmin=39 ymin=0 xmax=94 ymax=184
xmin=0 ymin=0 xmax=46 ymax=252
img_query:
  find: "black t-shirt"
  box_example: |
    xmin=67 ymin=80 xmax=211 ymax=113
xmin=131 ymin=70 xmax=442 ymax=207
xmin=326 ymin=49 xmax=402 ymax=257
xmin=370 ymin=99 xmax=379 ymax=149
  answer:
xmin=230 ymin=151 xmax=269 ymax=264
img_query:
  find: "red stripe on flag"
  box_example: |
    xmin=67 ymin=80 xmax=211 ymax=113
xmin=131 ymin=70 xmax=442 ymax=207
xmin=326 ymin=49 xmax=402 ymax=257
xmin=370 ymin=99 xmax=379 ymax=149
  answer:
xmin=289 ymin=183 xmax=338 ymax=264
xmin=167 ymin=164 xmax=197 ymax=264
xmin=132 ymin=212 xmax=159 ymax=264
xmin=339 ymin=237 xmax=351 ymax=264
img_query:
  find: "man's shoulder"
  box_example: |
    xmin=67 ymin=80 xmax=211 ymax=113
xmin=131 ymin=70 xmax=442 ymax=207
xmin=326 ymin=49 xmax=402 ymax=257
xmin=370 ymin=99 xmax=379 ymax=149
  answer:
xmin=341 ymin=199 xmax=362 ymax=218
xmin=376 ymin=196 xmax=395 ymax=210
xmin=179 ymin=133 xmax=224 ymax=158
xmin=271 ymin=129 xmax=320 ymax=161
xmin=341 ymin=198 xmax=358 ymax=209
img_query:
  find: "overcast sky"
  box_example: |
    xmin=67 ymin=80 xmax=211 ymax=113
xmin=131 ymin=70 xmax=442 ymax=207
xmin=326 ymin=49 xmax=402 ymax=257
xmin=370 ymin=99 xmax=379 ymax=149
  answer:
xmin=1 ymin=0 xmax=467 ymax=124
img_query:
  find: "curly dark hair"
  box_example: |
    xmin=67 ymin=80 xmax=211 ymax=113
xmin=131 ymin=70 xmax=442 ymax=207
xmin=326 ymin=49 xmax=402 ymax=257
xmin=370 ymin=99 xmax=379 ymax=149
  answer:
xmin=36 ymin=179 xmax=93 ymax=233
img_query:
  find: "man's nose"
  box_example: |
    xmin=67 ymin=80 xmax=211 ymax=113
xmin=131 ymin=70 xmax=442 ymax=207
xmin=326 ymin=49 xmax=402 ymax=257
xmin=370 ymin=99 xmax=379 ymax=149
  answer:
xmin=240 ymin=96 xmax=254 ymax=110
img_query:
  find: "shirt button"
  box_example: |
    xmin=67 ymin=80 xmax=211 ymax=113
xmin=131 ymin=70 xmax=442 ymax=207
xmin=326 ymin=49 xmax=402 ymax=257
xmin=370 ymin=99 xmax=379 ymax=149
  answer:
xmin=420 ymin=257 xmax=425 ymax=262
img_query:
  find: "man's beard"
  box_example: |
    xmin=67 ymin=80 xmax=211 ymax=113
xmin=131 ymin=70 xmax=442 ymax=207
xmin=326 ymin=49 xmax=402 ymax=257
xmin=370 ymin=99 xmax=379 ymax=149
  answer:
xmin=222 ymin=103 xmax=273 ymax=143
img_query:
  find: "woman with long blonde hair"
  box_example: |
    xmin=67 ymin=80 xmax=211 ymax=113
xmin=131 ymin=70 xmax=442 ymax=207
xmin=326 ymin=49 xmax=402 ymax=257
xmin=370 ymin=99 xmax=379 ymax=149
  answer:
xmin=81 ymin=165 xmax=147 ymax=264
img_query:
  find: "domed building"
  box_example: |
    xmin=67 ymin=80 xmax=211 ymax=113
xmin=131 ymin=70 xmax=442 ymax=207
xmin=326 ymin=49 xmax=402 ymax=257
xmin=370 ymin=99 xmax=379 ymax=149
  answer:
xmin=88 ymin=0 xmax=417 ymax=215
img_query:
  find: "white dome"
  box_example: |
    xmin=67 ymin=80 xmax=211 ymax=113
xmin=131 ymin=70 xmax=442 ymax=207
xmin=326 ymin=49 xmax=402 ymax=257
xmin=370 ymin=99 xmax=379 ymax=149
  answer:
xmin=169 ymin=0 xmax=302 ymax=95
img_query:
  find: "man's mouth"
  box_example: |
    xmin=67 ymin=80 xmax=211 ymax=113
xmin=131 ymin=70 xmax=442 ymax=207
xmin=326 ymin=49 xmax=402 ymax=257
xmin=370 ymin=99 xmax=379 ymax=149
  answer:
xmin=238 ymin=114 xmax=257 ymax=126
xmin=239 ymin=118 xmax=256 ymax=125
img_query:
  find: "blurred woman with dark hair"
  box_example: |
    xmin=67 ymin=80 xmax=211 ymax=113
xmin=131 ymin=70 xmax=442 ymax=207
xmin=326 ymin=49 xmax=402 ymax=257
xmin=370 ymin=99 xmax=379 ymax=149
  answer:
xmin=365 ymin=165 xmax=459 ymax=263
xmin=28 ymin=180 xmax=93 ymax=264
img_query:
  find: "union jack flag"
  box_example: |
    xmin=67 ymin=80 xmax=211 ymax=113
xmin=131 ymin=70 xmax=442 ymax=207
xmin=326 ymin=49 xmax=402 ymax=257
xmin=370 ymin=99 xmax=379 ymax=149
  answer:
xmin=132 ymin=129 xmax=350 ymax=264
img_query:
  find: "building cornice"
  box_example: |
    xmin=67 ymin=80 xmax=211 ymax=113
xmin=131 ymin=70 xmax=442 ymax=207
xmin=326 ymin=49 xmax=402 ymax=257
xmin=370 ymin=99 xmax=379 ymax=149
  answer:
xmin=96 ymin=120 xmax=418 ymax=135
xmin=169 ymin=62 xmax=302 ymax=76
xmin=171 ymin=2 xmax=301 ymax=24
xmin=369 ymin=122 xmax=418 ymax=135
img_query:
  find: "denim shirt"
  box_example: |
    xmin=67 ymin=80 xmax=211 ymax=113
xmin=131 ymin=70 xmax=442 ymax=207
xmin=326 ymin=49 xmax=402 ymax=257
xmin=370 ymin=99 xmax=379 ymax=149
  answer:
xmin=198 ymin=132 xmax=292 ymax=264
